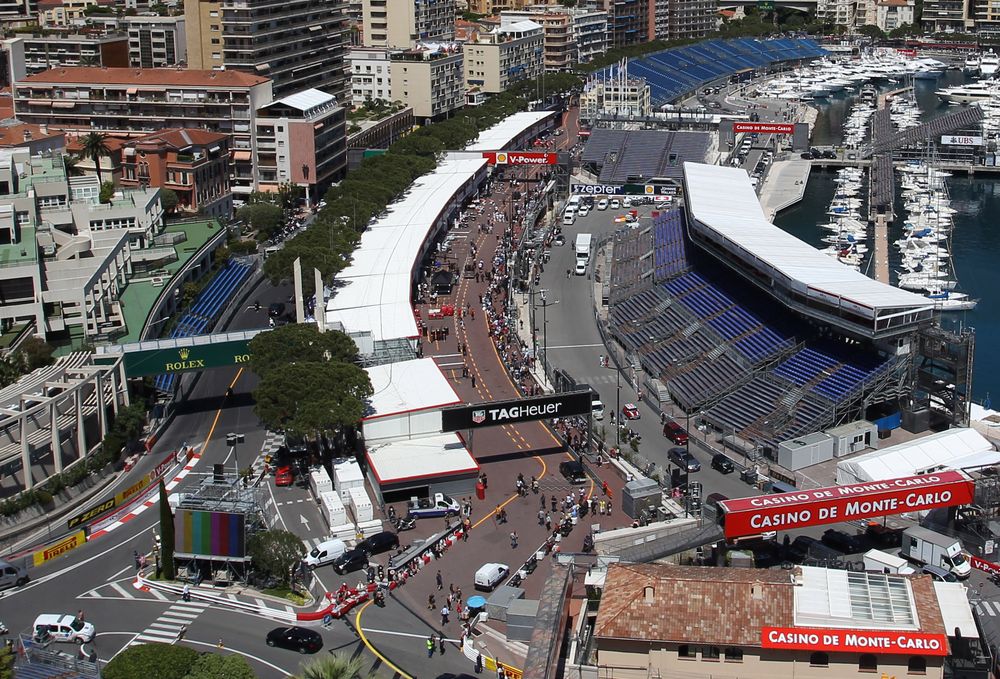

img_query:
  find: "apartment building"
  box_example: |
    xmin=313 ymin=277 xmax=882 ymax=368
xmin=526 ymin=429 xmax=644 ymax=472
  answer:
xmin=184 ymin=0 xmax=349 ymax=101
xmin=123 ymin=14 xmax=187 ymax=68
xmin=255 ymin=88 xmax=346 ymax=202
xmin=580 ymin=75 xmax=651 ymax=121
xmin=875 ymin=0 xmax=915 ymax=31
xmin=362 ymin=0 xmax=454 ymax=48
xmin=922 ymin=0 xmax=972 ymax=30
xmin=972 ymin=0 xmax=1000 ymax=34
xmin=9 ymin=33 xmax=128 ymax=74
xmin=350 ymin=46 xmax=393 ymax=106
xmin=391 ymin=43 xmax=463 ymax=121
xmin=12 ymin=67 xmax=272 ymax=196
xmin=501 ymin=7 xmax=606 ymax=69
xmin=120 ymin=128 xmax=231 ymax=219
xmin=463 ymin=20 xmax=542 ymax=94
xmin=589 ymin=0 xmax=652 ymax=47
xmin=816 ymin=0 xmax=857 ymax=27
xmin=38 ymin=0 xmax=114 ymax=27
xmin=664 ymin=0 xmax=716 ymax=39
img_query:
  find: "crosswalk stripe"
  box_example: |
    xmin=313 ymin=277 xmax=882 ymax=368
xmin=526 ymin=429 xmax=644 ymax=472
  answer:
xmin=149 ymin=622 xmax=183 ymax=631
xmin=170 ymin=604 xmax=209 ymax=614
xmin=109 ymin=582 xmax=131 ymax=598
xmin=981 ymin=601 xmax=996 ymax=616
xmin=135 ymin=631 xmax=177 ymax=642
xmin=148 ymin=588 xmax=169 ymax=601
xmin=157 ymin=616 xmax=192 ymax=625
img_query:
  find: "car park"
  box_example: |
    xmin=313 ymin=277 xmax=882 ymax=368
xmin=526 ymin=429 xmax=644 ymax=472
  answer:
xmin=474 ymin=563 xmax=509 ymax=591
xmin=559 ymin=460 xmax=587 ymax=484
xmin=609 ymin=199 xmax=620 ymax=210
xmin=274 ymin=465 xmax=295 ymax=487
xmin=710 ymin=453 xmax=735 ymax=474
xmin=821 ymin=529 xmax=866 ymax=554
xmin=33 ymin=614 xmax=94 ymax=644
xmin=266 ymin=627 xmax=323 ymax=654
xmin=357 ymin=531 xmax=399 ymax=556
xmin=303 ymin=538 xmax=348 ymax=569
xmin=668 ymin=447 xmax=701 ymax=473
xmin=332 ymin=548 xmax=368 ymax=574
xmin=597 ymin=199 xmax=608 ymax=211
xmin=662 ymin=421 xmax=688 ymax=445
xmin=621 ymin=403 xmax=640 ymax=420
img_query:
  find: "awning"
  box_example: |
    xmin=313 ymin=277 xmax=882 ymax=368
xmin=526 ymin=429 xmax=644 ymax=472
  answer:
xmin=27 ymin=100 xmax=52 ymax=106
xmin=51 ymin=101 xmax=75 ymax=109
xmin=232 ymin=151 xmax=252 ymax=161
xmin=309 ymin=24 xmax=322 ymax=31
xmin=255 ymin=63 xmax=270 ymax=71
xmin=126 ymin=87 xmax=138 ymax=95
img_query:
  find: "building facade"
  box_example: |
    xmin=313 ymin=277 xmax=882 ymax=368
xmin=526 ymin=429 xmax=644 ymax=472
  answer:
xmin=362 ymin=0 xmax=454 ymax=48
xmin=664 ymin=0 xmax=716 ymax=39
xmin=875 ymin=0 xmax=915 ymax=31
xmin=12 ymin=67 xmax=273 ymax=196
xmin=37 ymin=0 xmax=113 ymax=26
xmin=580 ymin=76 xmax=651 ymax=121
xmin=920 ymin=0 xmax=970 ymax=31
xmin=501 ymin=7 xmax=607 ymax=70
xmin=590 ymin=0 xmax=652 ymax=48
xmin=350 ymin=46 xmax=394 ymax=106
xmin=184 ymin=0 xmax=349 ymax=101
xmin=124 ymin=15 xmax=187 ymax=68
xmin=463 ymin=20 xmax=542 ymax=94
xmin=120 ymin=128 xmax=232 ymax=219
xmin=11 ymin=33 xmax=128 ymax=74
xmin=391 ymin=43 xmax=463 ymax=121
xmin=254 ymin=88 xmax=346 ymax=203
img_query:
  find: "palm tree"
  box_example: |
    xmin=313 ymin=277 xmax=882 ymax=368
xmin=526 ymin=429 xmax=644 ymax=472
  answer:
xmin=63 ymin=154 xmax=84 ymax=177
xmin=296 ymin=654 xmax=368 ymax=679
xmin=79 ymin=131 xmax=111 ymax=185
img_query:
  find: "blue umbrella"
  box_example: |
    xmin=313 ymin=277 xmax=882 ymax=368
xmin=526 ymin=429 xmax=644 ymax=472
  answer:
xmin=467 ymin=595 xmax=487 ymax=609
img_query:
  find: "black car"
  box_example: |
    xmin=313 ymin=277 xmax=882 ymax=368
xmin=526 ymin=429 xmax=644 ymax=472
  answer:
xmin=266 ymin=626 xmax=323 ymax=654
xmin=821 ymin=529 xmax=866 ymax=554
xmin=268 ymin=302 xmax=286 ymax=318
xmin=711 ymin=454 xmax=735 ymax=474
xmin=800 ymin=152 xmax=814 ymax=160
xmin=821 ymin=150 xmax=837 ymax=159
xmin=332 ymin=548 xmax=368 ymax=575
xmin=358 ymin=531 xmax=399 ymax=556
xmin=668 ymin=447 xmax=701 ymax=473
xmin=559 ymin=460 xmax=587 ymax=485
xmin=787 ymin=536 xmax=844 ymax=563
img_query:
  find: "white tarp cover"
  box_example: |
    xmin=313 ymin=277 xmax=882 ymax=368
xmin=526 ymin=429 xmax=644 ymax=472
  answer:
xmin=364 ymin=358 xmax=461 ymax=420
xmin=933 ymin=582 xmax=977 ymax=637
xmin=836 ymin=428 xmax=996 ymax=484
xmin=683 ymin=162 xmax=933 ymax=317
xmin=365 ymin=433 xmax=478 ymax=485
xmin=466 ymin=110 xmax=556 ymax=151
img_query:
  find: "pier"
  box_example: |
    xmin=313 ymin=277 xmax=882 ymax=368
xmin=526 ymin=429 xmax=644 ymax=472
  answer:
xmin=872 ymin=215 xmax=890 ymax=283
xmin=759 ymin=159 xmax=812 ymax=220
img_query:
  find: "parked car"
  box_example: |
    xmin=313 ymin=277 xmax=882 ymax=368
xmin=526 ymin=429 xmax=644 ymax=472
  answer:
xmin=662 ymin=421 xmax=688 ymax=445
xmin=266 ymin=626 xmax=323 ymax=654
xmin=332 ymin=548 xmax=368 ymax=575
xmin=668 ymin=447 xmax=701 ymax=473
xmin=705 ymin=492 xmax=729 ymax=511
xmin=274 ymin=465 xmax=295 ymax=487
xmin=357 ymin=531 xmax=399 ymax=556
xmin=821 ymin=529 xmax=866 ymax=554
xmin=609 ymin=199 xmax=621 ymax=210
xmin=559 ymin=460 xmax=587 ymax=485
xmin=710 ymin=454 xmax=735 ymax=474
xmin=621 ymin=403 xmax=640 ymax=420
xmin=597 ymin=199 xmax=609 ymax=211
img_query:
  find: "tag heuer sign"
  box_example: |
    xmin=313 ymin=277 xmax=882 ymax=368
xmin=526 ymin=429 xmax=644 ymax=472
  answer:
xmin=442 ymin=391 xmax=594 ymax=432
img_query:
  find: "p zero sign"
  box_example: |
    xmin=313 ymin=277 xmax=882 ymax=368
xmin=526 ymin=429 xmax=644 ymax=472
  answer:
xmin=733 ymin=122 xmax=795 ymax=135
xmin=483 ymin=152 xmax=558 ymax=165
xmin=442 ymin=390 xmax=593 ymax=432
xmin=717 ymin=471 xmax=974 ymax=539
xmin=761 ymin=628 xmax=949 ymax=657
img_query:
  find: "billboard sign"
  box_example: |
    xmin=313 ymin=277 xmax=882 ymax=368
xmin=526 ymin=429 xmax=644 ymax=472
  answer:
xmin=717 ymin=471 xmax=974 ymax=539
xmin=442 ymin=390 xmax=593 ymax=432
xmin=121 ymin=339 xmax=252 ymax=378
xmin=174 ymin=509 xmax=246 ymax=558
xmin=33 ymin=530 xmax=86 ymax=566
xmin=571 ymin=183 xmax=623 ymax=195
xmin=483 ymin=152 xmax=558 ymax=165
xmin=761 ymin=627 xmax=948 ymax=656
xmin=941 ymin=135 xmax=983 ymax=146
xmin=733 ymin=122 xmax=795 ymax=135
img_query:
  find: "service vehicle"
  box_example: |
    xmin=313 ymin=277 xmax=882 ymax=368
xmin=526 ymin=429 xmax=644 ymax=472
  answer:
xmin=863 ymin=549 xmax=916 ymax=575
xmin=33 ymin=614 xmax=94 ymax=644
xmin=621 ymin=403 xmax=640 ymax=420
xmin=899 ymin=526 xmax=971 ymax=578
xmin=303 ymin=538 xmax=348 ymax=569
xmin=406 ymin=493 xmax=460 ymax=519
xmin=474 ymin=563 xmax=509 ymax=591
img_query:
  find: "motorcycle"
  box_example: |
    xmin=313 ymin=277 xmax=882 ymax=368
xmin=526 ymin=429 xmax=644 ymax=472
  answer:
xmin=392 ymin=515 xmax=416 ymax=532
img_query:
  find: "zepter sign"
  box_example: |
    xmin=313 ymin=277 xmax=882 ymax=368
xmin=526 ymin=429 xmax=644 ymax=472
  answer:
xmin=717 ymin=471 xmax=974 ymax=539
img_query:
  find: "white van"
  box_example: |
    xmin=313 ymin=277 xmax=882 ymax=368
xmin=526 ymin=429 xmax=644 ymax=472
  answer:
xmin=33 ymin=614 xmax=94 ymax=644
xmin=591 ymin=400 xmax=605 ymax=421
xmin=474 ymin=563 xmax=509 ymax=591
xmin=562 ymin=212 xmax=576 ymax=226
xmin=597 ymin=199 xmax=609 ymax=211
xmin=303 ymin=538 xmax=348 ymax=569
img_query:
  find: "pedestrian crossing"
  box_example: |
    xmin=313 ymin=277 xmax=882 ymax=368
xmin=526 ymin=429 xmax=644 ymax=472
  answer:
xmin=972 ymin=600 xmax=1000 ymax=617
xmin=131 ymin=600 xmax=210 ymax=646
xmin=79 ymin=580 xmax=170 ymax=602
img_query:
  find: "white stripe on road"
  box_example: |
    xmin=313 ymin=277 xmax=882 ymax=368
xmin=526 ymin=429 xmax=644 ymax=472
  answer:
xmin=545 ymin=344 xmax=605 ymax=350
xmin=149 ymin=622 xmax=184 ymax=631
xmin=109 ymin=582 xmax=132 ymax=598
xmin=148 ymin=588 xmax=169 ymax=601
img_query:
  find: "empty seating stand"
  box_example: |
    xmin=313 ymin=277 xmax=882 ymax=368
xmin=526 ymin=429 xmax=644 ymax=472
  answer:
xmin=652 ymin=209 xmax=689 ymax=282
xmin=153 ymin=259 xmax=252 ymax=392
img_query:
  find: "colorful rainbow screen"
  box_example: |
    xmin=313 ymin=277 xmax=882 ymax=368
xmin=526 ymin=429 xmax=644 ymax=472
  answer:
xmin=174 ymin=509 xmax=246 ymax=558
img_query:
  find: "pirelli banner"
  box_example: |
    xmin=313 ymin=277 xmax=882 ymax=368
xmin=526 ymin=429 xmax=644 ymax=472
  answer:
xmin=717 ymin=471 xmax=975 ymax=539
xmin=33 ymin=530 xmax=86 ymax=566
xmin=441 ymin=391 xmax=593 ymax=432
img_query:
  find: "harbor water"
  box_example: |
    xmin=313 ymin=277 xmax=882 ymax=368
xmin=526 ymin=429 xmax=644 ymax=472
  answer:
xmin=774 ymin=72 xmax=997 ymax=401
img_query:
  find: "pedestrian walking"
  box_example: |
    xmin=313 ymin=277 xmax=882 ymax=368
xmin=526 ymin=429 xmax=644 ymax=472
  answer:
xmin=178 ymin=626 xmax=187 ymax=641
xmin=428 ymin=594 xmax=436 ymax=610
xmin=602 ymin=480 xmax=609 ymax=496
xmin=551 ymin=496 xmax=557 ymax=513
xmin=427 ymin=635 xmax=436 ymax=657
xmin=545 ymin=513 xmax=552 ymax=530
xmin=510 ymin=531 xmax=518 ymax=549
xmin=540 ymin=493 xmax=547 ymax=509
xmin=439 ymin=635 xmax=446 ymax=655
xmin=471 ymin=374 xmax=477 ymax=389
xmin=537 ymin=509 xmax=545 ymax=525
xmin=441 ymin=605 xmax=450 ymax=625
xmin=182 ymin=583 xmax=191 ymax=602
xmin=436 ymin=570 xmax=443 ymax=591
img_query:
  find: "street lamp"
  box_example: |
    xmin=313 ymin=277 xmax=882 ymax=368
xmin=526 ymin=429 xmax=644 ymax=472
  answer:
xmin=539 ymin=290 xmax=559 ymax=380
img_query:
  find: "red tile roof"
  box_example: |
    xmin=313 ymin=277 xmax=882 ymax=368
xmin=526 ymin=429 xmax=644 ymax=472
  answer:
xmin=66 ymin=134 xmax=127 ymax=154
xmin=20 ymin=67 xmax=269 ymax=88
xmin=126 ymin=128 xmax=229 ymax=150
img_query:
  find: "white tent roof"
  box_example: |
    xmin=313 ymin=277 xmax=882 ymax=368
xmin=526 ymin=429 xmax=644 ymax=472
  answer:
xmin=466 ymin=111 xmax=556 ymax=151
xmin=835 ymin=428 xmax=996 ymax=484
xmin=365 ymin=433 xmax=478 ymax=485
xmin=683 ymin=162 xmax=933 ymax=318
xmin=933 ymin=582 xmax=977 ymax=637
xmin=363 ymin=358 xmax=461 ymax=420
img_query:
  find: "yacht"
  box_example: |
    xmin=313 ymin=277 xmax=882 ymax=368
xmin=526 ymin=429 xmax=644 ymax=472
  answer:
xmin=981 ymin=50 xmax=999 ymax=76
xmin=935 ymin=80 xmax=1000 ymax=104
xmin=964 ymin=53 xmax=981 ymax=75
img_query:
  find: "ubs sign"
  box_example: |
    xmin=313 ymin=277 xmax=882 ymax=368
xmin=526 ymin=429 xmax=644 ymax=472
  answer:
xmin=442 ymin=391 xmax=593 ymax=432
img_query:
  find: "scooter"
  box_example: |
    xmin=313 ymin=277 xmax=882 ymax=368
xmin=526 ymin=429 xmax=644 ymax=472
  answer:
xmin=0 ymin=621 xmax=8 ymax=635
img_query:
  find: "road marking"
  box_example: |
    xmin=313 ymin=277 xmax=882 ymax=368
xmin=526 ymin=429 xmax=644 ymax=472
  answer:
xmin=130 ymin=600 xmax=210 ymax=647
xmin=354 ymin=601 xmax=414 ymax=679
xmin=545 ymin=343 xmax=605 ymax=350
xmin=107 ymin=565 xmax=132 ymax=581
xmin=109 ymin=582 xmax=132 ymax=598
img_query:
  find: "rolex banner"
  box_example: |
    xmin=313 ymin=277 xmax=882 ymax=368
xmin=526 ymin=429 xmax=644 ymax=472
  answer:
xmin=120 ymin=339 xmax=253 ymax=378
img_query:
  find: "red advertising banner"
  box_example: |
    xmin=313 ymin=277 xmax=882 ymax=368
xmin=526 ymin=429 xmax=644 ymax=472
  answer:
xmin=733 ymin=122 xmax=795 ymax=135
xmin=718 ymin=471 xmax=974 ymax=539
xmin=761 ymin=627 xmax=949 ymax=656
xmin=969 ymin=554 xmax=1000 ymax=576
xmin=482 ymin=152 xmax=558 ymax=166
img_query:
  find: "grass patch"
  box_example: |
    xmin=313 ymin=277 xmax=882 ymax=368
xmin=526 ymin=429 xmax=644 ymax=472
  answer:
xmin=263 ymin=586 xmax=308 ymax=605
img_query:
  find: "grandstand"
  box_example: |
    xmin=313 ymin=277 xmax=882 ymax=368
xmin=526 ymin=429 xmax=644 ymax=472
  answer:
xmin=153 ymin=258 xmax=253 ymax=392
xmin=599 ymin=38 xmax=826 ymax=105
xmin=581 ymin=130 xmax=710 ymax=186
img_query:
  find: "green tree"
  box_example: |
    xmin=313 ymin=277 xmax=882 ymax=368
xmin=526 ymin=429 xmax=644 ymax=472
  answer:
xmin=248 ymin=324 xmax=359 ymax=379
xmin=0 ymin=644 xmax=13 ymax=679
xmin=296 ymin=655 xmax=369 ymax=679
xmin=858 ymin=24 xmax=886 ymax=39
xmin=102 ymin=643 xmax=198 ymax=679
xmin=18 ymin=336 xmax=54 ymax=371
xmin=185 ymin=653 xmax=256 ymax=679
xmin=160 ymin=188 xmax=180 ymax=213
xmin=159 ymin=480 xmax=175 ymax=580
xmin=276 ymin=182 xmax=304 ymax=211
xmin=63 ymin=154 xmax=84 ymax=177
xmin=99 ymin=180 xmax=116 ymax=204
xmin=0 ymin=356 xmax=19 ymax=390
xmin=254 ymin=362 xmax=372 ymax=437
xmin=246 ymin=529 xmax=305 ymax=585
xmin=80 ymin=131 xmax=112 ymax=185
xmin=237 ymin=203 xmax=284 ymax=239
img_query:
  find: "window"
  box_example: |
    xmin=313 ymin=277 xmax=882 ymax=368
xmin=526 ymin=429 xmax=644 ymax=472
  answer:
xmin=678 ymin=645 xmax=696 ymax=659
xmin=907 ymin=657 xmax=926 ymax=675
xmin=723 ymin=648 xmax=743 ymax=662
xmin=859 ymin=654 xmax=878 ymax=672
xmin=704 ymin=647 xmax=720 ymax=661
xmin=810 ymin=652 xmax=829 ymax=667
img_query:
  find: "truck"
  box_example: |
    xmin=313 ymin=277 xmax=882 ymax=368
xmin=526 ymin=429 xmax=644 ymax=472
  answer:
xmin=574 ymin=233 xmax=592 ymax=263
xmin=899 ymin=526 xmax=971 ymax=579
xmin=863 ymin=549 xmax=916 ymax=575
xmin=406 ymin=493 xmax=460 ymax=519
